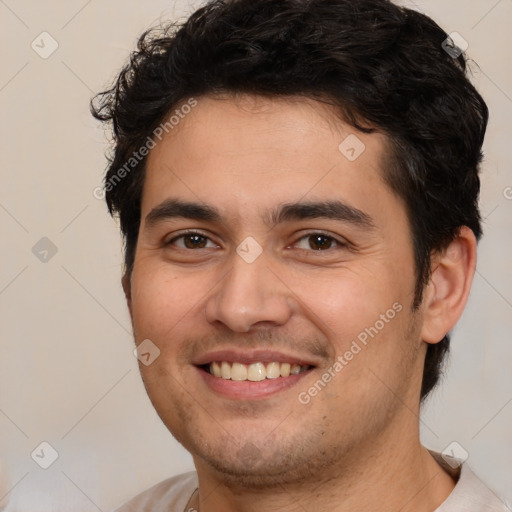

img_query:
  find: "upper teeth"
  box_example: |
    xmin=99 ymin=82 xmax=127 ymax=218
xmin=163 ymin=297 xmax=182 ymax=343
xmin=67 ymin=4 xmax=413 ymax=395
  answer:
xmin=209 ymin=361 xmax=308 ymax=381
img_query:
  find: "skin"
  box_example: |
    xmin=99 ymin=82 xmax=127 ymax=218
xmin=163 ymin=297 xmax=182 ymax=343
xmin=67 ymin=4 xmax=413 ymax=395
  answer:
xmin=124 ymin=94 xmax=477 ymax=511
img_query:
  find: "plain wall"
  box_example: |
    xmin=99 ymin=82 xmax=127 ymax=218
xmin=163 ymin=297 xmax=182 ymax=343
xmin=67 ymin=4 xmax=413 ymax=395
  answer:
xmin=1 ymin=0 xmax=511 ymax=510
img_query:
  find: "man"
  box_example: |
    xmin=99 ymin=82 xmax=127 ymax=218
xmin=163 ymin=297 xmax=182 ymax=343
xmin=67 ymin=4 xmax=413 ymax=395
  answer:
xmin=92 ymin=0 xmax=508 ymax=510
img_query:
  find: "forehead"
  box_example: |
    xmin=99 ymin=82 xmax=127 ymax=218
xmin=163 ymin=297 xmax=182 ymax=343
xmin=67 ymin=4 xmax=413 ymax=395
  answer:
xmin=142 ymin=94 xmax=396 ymax=223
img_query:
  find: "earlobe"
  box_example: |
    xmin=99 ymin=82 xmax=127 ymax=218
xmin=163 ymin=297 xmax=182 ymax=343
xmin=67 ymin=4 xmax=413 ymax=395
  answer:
xmin=421 ymin=227 xmax=477 ymax=344
xmin=122 ymin=272 xmax=132 ymax=315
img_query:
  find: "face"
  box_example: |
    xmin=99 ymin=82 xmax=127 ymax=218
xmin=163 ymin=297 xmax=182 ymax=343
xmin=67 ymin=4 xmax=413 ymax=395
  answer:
xmin=127 ymin=95 xmax=427 ymax=486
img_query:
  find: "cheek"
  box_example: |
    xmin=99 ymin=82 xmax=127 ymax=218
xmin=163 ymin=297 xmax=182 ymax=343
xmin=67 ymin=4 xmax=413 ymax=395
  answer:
xmin=289 ymin=265 xmax=401 ymax=345
xmin=130 ymin=262 xmax=200 ymax=338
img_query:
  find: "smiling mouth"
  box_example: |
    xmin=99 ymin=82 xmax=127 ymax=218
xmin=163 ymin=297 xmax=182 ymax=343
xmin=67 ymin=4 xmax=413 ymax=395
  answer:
xmin=201 ymin=361 xmax=313 ymax=381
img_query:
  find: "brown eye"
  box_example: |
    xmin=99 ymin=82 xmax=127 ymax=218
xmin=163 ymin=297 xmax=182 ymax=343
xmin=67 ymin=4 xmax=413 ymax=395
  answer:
xmin=183 ymin=234 xmax=208 ymax=248
xmin=308 ymin=234 xmax=335 ymax=250
xmin=167 ymin=232 xmax=216 ymax=249
xmin=294 ymin=233 xmax=342 ymax=251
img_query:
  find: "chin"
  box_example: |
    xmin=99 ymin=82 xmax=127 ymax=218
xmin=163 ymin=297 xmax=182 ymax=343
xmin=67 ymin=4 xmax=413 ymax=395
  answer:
xmin=188 ymin=431 xmax=348 ymax=489
xmin=201 ymin=455 xmax=320 ymax=489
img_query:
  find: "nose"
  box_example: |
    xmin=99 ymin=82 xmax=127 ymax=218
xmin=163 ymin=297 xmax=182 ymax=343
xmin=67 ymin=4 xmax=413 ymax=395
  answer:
xmin=204 ymin=250 xmax=293 ymax=332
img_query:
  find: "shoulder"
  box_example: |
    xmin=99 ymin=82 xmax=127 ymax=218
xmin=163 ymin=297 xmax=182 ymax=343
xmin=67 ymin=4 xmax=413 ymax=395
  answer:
xmin=112 ymin=471 xmax=198 ymax=512
xmin=430 ymin=451 xmax=509 ymax=512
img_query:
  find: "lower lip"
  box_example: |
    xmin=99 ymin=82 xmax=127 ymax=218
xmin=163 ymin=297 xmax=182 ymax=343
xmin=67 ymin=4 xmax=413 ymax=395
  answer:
xmin=197 ymin=366 xmax=312 ymax=399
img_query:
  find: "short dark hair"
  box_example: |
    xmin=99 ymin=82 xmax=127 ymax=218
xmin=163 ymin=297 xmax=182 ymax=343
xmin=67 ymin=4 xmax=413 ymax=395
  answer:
xmin=91 ymin=0 xmax=488 ymax=401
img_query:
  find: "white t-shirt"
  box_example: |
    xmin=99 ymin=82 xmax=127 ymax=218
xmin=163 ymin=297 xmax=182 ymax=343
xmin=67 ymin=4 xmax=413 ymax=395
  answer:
xmin=112 ymin=452 xmax=509 ymax=512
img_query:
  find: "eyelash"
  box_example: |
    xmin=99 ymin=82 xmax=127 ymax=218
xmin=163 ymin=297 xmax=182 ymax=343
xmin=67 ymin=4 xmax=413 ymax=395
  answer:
xmin=165 ymin=230 xmax=348 ymax=251
xmin=166 ymin=230 xmax=217 ymax=249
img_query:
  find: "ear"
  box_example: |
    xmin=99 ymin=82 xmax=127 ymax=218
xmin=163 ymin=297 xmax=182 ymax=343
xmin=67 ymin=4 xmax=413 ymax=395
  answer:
xmin=421 ymin=226 xmax=477 ymax=344
xmin=122 ymin=271 xmax=133 ymax=316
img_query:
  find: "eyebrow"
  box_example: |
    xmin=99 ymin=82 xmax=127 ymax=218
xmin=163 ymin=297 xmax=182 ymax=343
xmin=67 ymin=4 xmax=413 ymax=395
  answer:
xmin=145 ymin=199 xmax=221 ymax=227
xmin=144 ymin=198 xmax=375 ymax=230
xmin=267 ymin=200 xmax=375 ymax=229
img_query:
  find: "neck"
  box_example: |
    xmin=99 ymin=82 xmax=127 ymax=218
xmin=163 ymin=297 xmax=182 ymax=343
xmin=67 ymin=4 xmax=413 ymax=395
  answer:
xmin=191 ymin=424 xmax=456 ymax=512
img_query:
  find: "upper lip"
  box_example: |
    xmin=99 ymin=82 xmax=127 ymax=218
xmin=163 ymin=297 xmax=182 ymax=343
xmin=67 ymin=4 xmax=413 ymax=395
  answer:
xmin=192 ymin=349 xmax=319 ymax=367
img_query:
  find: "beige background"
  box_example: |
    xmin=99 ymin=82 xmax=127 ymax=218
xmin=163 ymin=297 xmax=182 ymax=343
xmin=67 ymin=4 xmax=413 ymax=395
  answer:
xmin=0 ymin=0 xmax=511 ymax=510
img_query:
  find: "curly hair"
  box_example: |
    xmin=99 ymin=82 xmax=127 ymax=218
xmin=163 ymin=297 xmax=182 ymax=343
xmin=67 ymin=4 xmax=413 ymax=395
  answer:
xmin=91 ymin=0 xmax=488 ymax=401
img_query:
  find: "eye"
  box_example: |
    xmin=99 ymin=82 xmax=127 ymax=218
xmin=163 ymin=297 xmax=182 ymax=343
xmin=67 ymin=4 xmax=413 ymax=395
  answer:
xmin=166 ymin=231 xmax=217 ymax=249
xmin=293 ymin=233 xmax=345 ymax=251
